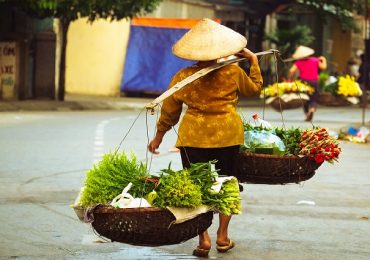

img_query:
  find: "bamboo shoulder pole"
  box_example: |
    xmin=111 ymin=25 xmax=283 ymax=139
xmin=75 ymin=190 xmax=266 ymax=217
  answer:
xmin=145 ymin=49 xmax=280 ymax=111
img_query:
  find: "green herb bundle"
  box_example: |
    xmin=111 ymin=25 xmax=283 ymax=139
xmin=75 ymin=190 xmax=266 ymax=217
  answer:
xmin=204 ymin=178 xmax=241 ymax=216
xmin=80 ymin=151 xmax=154 ymax=207
xmin=275 ymin=127 xmax=303 ymax=155
xmin=186 ymin=161 xmax=218 ymax=197
xmin=152 ymin=166 xmax=203 ymax=208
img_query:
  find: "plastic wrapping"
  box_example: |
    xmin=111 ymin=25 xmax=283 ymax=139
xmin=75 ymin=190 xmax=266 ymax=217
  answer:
xmin=243 ymin=129 xmax=286 ymax=155
xmin=243 ymin=114 xmax=286 ymax=155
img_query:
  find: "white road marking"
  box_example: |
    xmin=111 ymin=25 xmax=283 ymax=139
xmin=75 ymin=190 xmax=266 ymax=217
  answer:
xmin=92 ymin=118 xmax=120 ymax=164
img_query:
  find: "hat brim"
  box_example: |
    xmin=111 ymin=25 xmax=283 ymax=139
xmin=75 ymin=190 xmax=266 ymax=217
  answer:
xmin=172 ymin=18 xmax=247 ymax=61
xmin=292 ymin=45 xmax=315 ymax=60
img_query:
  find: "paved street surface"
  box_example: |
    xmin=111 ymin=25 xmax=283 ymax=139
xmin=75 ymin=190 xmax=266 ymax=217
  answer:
xmin=0 ymin=97 xmax=369 ymax=259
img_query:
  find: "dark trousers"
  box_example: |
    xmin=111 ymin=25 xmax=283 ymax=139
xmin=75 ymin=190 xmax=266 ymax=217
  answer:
xmin=179 ymin=146 xmax=240 ymax=176
xmin=302 ymin=79 xmax=319 ymax=113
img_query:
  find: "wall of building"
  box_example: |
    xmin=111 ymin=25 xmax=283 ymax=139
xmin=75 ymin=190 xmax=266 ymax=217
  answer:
xmin=65 ymin=0 xmax=247 ymax=96
xmin=65 ymin=18 xmax=130 ymax=96
xmin=0 ymin=3 xmax=56 ymax=100
xmin=329 ymin=19 xmax=352 ymax=74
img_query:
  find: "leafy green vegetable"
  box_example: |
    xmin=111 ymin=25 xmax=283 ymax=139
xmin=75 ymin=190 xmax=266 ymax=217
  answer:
xmin=152 ymin=162 xmax=242 ymax=215
xmin=152 ymin=166 xmax=203 ymax=208
xmin=80 ymin=154 xmax=242 ymax=214
xmin=80 ymin=151 xmax=154 ymax=207
xmin=186 ymin=161 xmax=218 ymax=196
xmin=203 ymin=178 xmax=241 ymax=216
xmin=275 ymin=127 xmax=303 ymax=155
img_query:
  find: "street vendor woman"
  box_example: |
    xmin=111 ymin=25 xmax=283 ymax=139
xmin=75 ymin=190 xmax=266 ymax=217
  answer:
xmin=288 ymin=45 xmax=327 ymax=121
xmin=148 ymin=18 xmax=263 ymax=257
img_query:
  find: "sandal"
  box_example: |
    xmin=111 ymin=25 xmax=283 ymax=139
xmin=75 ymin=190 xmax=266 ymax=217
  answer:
xmin=305 ymin=108 xmax=316 ymax=122
xmin=216 ymin=239 xmax=235 ymax=253
xmin=305 ymin=111 xmax=314 ymax=121
xmin=192 ymin=247 xmax=210 ymax=257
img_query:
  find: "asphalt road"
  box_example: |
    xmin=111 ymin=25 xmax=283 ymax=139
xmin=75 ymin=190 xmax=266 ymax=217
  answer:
xmin=0 ymin=107 xmax=369 ymax=259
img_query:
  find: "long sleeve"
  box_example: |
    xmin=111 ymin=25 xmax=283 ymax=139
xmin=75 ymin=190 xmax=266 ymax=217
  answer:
xmin=236 ymin=64 xmax=263 ymax=97
xmin=156 ymin=75 xmax=183 ymax=133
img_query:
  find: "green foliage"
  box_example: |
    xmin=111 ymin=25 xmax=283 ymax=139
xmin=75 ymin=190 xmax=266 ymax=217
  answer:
xmin=298 ymin=0 xmax=368 ymax=31
xmin=203 ymin=178 xmax=241 ymax=216
xmin=80 ymin=151 xmax=154 ymax=207
xmin=153 ymin=166 xmax=203 ymax=208
xmin=319 ymin=72 xmax=330 ymax=88
xmin=152 ymin=162 xmax=241 ymax=215
xmin=243 ymin=122 xmax=271 ymax=132
xmin=275 ymin=127 xmax=303 ymax=155
xmin=321 ymin=81 xmax=339 ymax=95
xmin=265 ymin=25 xmax=314 ymax=58
xmin=185 ymin=161 xmax=218 ymax=195
xmin=2 ymin=0 xmax=163 ymax=22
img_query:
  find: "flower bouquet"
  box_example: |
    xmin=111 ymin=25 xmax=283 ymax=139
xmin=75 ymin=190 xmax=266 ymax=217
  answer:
xmin=261 ymin=81 xmax=315 ymax=111
xmin=299 ymin=128 xmax=341 ymax=164
xmin=320 ymin=75 xmax=362 ymax=106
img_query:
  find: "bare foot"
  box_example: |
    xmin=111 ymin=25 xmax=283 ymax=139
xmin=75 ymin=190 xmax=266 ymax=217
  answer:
xmin=198 ymin=231 xmax=211 ymax=250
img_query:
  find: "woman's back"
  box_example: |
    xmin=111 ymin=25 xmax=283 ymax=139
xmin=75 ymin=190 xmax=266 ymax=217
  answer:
xmin=294 ymin=57 xmax=320 ymax=81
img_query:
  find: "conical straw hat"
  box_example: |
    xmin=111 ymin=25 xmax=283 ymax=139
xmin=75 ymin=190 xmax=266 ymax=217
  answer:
xmin=172 ymin=18 xmax=247 ymax=61
xmin=292 ymin=45 xmax=315 ymax=60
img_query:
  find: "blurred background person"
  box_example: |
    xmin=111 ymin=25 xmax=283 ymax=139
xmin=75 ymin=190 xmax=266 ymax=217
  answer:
xmin=289 ymin=45 xmax=327 ymax=121
xmin=357 ymin=54 xmax=370 ymax=92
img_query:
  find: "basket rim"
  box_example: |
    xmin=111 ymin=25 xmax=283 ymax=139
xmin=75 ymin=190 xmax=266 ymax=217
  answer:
xmin=93 ymin=205 xmax=167 ymax=214
xmin=239 ymin=151 xmax=305 ymax=160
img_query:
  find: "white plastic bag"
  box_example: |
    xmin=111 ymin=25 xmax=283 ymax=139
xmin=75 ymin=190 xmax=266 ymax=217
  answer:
xmin=110 ymin=182 xmax=151 ymax=208
xmin=250 ymin=114 xmax=272 ymax=128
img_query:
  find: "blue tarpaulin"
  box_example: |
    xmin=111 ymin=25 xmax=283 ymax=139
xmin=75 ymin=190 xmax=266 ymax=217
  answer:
xmin=120 ymin=18 xmax=199 ymax=94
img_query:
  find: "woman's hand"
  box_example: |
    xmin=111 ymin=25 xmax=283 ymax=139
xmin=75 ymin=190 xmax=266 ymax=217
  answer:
xmin=147 ymin=131 xmax=166 ymax=154
xmin=241 ymin=48 xmax=258 ymax=65
xmin=318 ymin=56 xmax=327 ymax=70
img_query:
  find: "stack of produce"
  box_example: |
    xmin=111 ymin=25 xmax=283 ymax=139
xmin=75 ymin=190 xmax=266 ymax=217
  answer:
xmin=149 ymin=166 xmax=203 ymax=208
xmin=242 ymin=121 xmax=342 ymax=162
xmin=150 ymin=161 xmax=241 ymax=216
xmin=76 ymin=152 xmax=242 ymax=217
xmin=80 ymin=152 xmax=155 ymax=208
xmin=242 ymin=120 xmax=303 ymax=156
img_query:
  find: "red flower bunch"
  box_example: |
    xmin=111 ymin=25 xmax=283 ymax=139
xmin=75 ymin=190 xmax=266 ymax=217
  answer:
xmin=299 ymin=128 xmax=341 ymax=164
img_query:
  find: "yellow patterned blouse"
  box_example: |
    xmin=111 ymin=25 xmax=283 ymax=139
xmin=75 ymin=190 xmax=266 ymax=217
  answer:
xmin=157 ymin=63 xmax=263 ymax=148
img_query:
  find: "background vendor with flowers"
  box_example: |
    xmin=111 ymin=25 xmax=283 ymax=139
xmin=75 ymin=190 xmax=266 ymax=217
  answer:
xmin=148 ymin=18 xmax=263 ymax=257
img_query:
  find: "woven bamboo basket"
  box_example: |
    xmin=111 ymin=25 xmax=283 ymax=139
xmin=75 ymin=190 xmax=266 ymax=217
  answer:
xmin=235 ymin=152 xmax=322 ymax=185
xmin=91 ymin=205 xmax=214 ymax=246
xmin=318 ymin=93 xmax=352 ymax=106
xmin=269 ymin=98 xmax=304 ymax=111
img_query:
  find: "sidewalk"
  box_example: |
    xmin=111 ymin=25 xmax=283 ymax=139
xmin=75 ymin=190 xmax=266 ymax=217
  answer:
xmin=0 ymin=94 xmax=149 ymax=112
xmin=0 ymin=94 xmax=265 ymax=112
